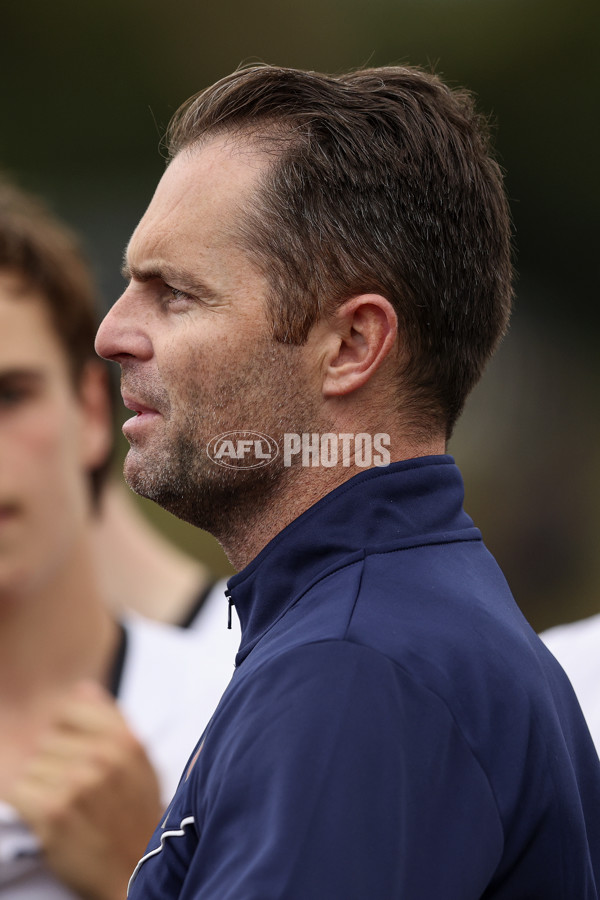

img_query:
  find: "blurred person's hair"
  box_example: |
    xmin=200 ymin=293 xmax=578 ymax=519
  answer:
xmin=167 ymin=64 xmax=514 ymax=439
xmin=0 ymin=177 xmax=98 ymax=382
xmin=0 ymin=174 xmax=112 ymax=499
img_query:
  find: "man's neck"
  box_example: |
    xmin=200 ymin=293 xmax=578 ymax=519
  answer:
xmin=0 ymin=537 xmax=120 ymax=708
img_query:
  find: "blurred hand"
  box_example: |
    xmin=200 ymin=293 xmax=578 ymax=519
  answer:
xmin=8 ymin=680 xmax=163 ymax=900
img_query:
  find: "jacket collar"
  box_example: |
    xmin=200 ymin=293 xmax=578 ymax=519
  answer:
xmin=228 ymin=455 xmax=479 ymax=665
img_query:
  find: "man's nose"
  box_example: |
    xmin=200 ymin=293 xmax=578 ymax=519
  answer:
xmin=95 ymin=289 xmax=153 ymax=362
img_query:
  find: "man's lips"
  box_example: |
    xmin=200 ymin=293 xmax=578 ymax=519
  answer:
xmin=122 ymin=395 xmax=160 ymax=416
xmin=121 ymin=396 xmax=161 ymax=440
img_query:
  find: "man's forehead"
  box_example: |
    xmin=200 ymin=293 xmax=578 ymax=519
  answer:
xmin=178 ymin=132 xmax=269 ymax=174
xmin=126 ymin=136 xmax=268 ymax=267
xmin=156 ymin=136 xmax=268 ymax=214
xmin=0 ymin=292 xmax=67 ymax=370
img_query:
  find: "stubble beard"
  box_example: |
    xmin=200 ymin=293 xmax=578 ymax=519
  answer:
xmin=123 ymin=340 xmax=322 ymax=544
xmin=124 ymin=427 xmax=291 ymax=536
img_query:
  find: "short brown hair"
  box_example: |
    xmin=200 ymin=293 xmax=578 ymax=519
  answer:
xmin=0 ymin=176 xmax=111 ymax=497
xmin=167 ymin=64 xmax=514 ymax=438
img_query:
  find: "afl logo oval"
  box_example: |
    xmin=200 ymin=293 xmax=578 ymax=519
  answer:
xmin=206 ymin=431 xmax=279 ymax=469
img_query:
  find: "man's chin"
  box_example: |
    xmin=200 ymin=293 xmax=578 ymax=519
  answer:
xmin=122 ymin=451 xmax=160 ymax=501
xmin=122 ymin=451 xmax=141 ymax=491
xmin=123 ymin=464 xmax=187 ymax=519
xmin=121 ymin=449 xmax=203 ymax=523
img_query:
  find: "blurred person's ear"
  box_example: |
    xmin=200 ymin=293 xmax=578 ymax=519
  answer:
xmin=77 ymin=360 xmax=114 ymax=472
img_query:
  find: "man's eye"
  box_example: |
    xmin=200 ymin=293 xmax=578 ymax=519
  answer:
xmin=0 ymin=387 xmax=28 ymax=408
xmin=169 ymin=286 xmax=193 ymax=303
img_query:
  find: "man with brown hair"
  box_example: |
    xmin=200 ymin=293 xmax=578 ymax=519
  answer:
xmin=97 ymin=65 xmax=600 ymax=898
xmin=0 ymin=178 xmax=236 ymax=899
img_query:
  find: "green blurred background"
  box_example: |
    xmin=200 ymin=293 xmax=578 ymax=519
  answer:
xmin=2 ymin=0 xmax=598 ymax=631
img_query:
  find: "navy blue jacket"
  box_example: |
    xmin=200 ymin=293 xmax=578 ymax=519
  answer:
xmin=128 ymin=456 xmax=600 ymax=898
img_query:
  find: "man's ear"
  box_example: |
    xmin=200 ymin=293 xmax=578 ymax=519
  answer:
xmin=76 ymin=360 xmax=114 ymax=471
xmin=321 ymin=294 xmax=398 ymax=398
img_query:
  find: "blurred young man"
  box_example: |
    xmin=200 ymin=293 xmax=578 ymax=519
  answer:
xmin=0 ymin=179 xmax=237 ymax=899
xmin=97 ymin=65 xmax=600 ymax=898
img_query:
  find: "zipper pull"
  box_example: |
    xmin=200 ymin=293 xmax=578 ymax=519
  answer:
xmin=225 ymin=588 xmax=233 ymax=630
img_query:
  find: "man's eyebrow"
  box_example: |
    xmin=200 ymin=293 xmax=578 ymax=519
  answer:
xmin=120 ymin=261 xmax=218 ymax=300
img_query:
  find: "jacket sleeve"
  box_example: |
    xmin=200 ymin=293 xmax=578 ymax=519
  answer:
xmin=180 ymin=639 xmax=503 ymax=899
